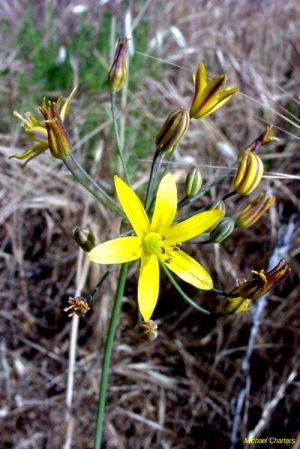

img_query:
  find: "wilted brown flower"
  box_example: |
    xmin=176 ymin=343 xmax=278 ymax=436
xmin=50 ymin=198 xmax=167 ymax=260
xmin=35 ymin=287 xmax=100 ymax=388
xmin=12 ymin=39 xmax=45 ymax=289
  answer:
xmin=64 ymin=296 xmax=90 ymax=317
xmin=235 ymin=192 xmax=276 ymax=228
xmin=220 ymin=259 xmax=291 ymax=314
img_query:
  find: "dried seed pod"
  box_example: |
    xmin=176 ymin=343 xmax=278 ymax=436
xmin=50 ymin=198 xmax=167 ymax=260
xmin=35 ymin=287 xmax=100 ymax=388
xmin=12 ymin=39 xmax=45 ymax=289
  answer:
xmin=134 ymin=320 xmax=158 ymax=343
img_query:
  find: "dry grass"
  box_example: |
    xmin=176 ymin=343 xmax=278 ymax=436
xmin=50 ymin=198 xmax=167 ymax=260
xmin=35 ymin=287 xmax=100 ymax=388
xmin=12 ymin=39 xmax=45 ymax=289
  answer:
xmin=1 ymin=1 xmax=300 ymax=448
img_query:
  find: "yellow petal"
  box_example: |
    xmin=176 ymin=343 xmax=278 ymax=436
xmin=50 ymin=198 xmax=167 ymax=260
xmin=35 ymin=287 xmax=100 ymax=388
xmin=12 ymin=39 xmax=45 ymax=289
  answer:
xmin=60 ymin=86 xmax=77 ymax=120
xmin=165 ymin=209 xmax=224 ymax=244
xmin=193 ymin=62 xmax=207 ymax=92
xmin=9 ymin=142 xmax=49 ymax=163
xmin=27 ymin=126 xmax=48 ymax=141
xmin=150 ymin=173 xmax=177 ymax=232
xmin=199 ymin=87 xmax=238 ymax=118
xmin=163 ymin=249 xmax=213 ymax=290
xmin=88 ymin=236 xmax=142 ymax=264
xmin=138 ymin=254 xmax=160 ymax=321
xmin=190 ymin=75 xmax=226 ymax=118
xmin=114 ymin=176 xmax=150 ymax=236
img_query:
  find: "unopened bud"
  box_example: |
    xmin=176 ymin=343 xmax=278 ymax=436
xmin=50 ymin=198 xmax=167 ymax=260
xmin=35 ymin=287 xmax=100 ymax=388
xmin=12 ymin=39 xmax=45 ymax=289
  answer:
xmin=134 ymin=320 xmax=158 ymax=343
xmin=209 ymin=217 xmax=235 ymax=243
xmin=73 ymin=226 xmax=96 ymax=252
xmin=156 ymin=108 xmax=190 ymax=153
xmin=234 ymin=149 xmax=264 ymax=196
xmin=108 ymin=37 xmax=128 ymax=93
xmin=185 ymin=168 xmax=202 ymax=199
xmin=211 ymin=200 xmax=226 ymax=214
xmin=235 ymin=192 xmax=276 ymax=229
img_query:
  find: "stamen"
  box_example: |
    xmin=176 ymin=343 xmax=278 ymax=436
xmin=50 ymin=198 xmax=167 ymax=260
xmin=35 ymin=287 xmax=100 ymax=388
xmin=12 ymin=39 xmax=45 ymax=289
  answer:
xmin=251 ymin=269 xmax=267 ymax=285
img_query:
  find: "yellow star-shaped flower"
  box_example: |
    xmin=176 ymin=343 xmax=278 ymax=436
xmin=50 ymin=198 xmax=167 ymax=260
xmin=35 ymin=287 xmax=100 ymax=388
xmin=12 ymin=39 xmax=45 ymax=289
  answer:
xmin=88 ymin=173 xmax=223 ymax=321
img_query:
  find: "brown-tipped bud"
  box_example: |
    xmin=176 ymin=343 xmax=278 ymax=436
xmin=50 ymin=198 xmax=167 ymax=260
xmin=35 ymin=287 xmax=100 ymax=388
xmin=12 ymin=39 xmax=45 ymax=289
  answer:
xmin=73 ymin=226 xmax=96 ymax=252
xmin=234 ymin=149 xmax=264 ymax=196
xmin=209 ymin=217 xmax=235 ymax=243
xmin=134 ymin=320 xmax=158 ymax=343
xmin=245 ymin=125 xmax=279 ymax=153
xmin=156 ymin=108 xmax=190 ymax=153
xmin=40 ymin=102 xmax=71 ymax=159
xmin=235 ymin=192 xmax=276 ymax=228
xmin=108 ymin=37 xmax=128 ymax=93
xmin=185 ymin=168 xmax=202 ymax=199
xmin=64 ymin=296 xmax=90 ymax=317
xmin=211 ymin=200 xmax=226 ymax=214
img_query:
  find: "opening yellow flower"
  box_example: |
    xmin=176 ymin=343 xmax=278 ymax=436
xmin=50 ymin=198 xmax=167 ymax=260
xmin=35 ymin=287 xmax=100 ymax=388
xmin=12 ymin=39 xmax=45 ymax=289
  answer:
xmin=10 ymin=86 xmax=77 ymax=165
xmin=190 ymin=63 xmax=238 ymax=119
xmin=88 ymin=173 xmax=223 ymax=321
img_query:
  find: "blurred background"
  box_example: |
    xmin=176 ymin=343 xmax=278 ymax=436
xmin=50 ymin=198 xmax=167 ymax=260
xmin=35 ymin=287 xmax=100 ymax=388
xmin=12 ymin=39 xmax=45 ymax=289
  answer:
xmin=0 ymin=1 xmax=299 ymax=448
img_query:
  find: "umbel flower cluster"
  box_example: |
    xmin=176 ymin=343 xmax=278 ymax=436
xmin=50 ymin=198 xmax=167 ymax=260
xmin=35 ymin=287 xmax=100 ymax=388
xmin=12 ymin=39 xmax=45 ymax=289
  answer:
xmin=11 ymin=36 xmax=289 ymax=330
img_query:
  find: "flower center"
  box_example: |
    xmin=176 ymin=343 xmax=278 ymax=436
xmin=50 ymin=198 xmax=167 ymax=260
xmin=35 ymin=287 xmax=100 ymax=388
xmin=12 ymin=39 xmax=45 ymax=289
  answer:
xmin=143 ymin=232 xmax=163 ymax=255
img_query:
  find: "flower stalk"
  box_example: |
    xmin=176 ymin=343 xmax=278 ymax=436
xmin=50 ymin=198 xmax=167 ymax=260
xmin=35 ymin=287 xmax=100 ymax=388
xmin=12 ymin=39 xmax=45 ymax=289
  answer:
xmin=94 ymin=263 xmax=128 ymax=449
xmin=110 ymin=92 xmax=130 ymax=184
xmin=63 ymin=153 xmax=124 ymax=217
xmin=160 ymin=262 xmax=211 ymax=316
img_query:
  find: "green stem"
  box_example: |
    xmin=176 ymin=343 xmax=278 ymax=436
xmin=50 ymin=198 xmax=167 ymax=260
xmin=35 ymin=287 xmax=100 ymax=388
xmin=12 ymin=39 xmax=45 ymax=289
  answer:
xmin=86 ymin=266 xmax=115 ymax=304
xmin=178 ymin=163 xmax=236 ymax=209
xmin=212 ymin=287 xmax=241 ymax=298
xmin=160 ymin=262 xmax=211 ymax=315
xmin=110 ymin=92 xmax=130 ymax=184
xmin=94 ymin=263 xmax=128 ymax=449
xmin=64 ymin=154 xmax=124 ymax=217
xmin=222 ymin=190 xmax=237 ymax=201
xmin=145 ymin=149 xmax=161 ymax=210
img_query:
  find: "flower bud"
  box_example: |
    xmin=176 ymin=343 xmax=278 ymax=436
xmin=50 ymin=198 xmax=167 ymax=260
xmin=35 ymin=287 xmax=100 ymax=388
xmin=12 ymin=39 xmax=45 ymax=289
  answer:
xmin=185 ymin=168 xmax=202 ymax=199
xmin=210 ymin=200 xmax=226 ymax=214
xmin=73 ymin=226 xmax=96 ymax=252
xmin=134 ymin=320 xmax=158 ymax=343
xmin=209 ymin=217 xmax=235 ymax=243
xmin=235 ymin=192 xmax=276 ymax=229
xmin=40 ymin=101 xmax=71 ymax=159
xmin=156 ymin=108 xmax=190 ymax=153
xmin=234 ymin=149 xmax=264 ymax=196
xmin=108 ymin=37 xmax=128 ymax=93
